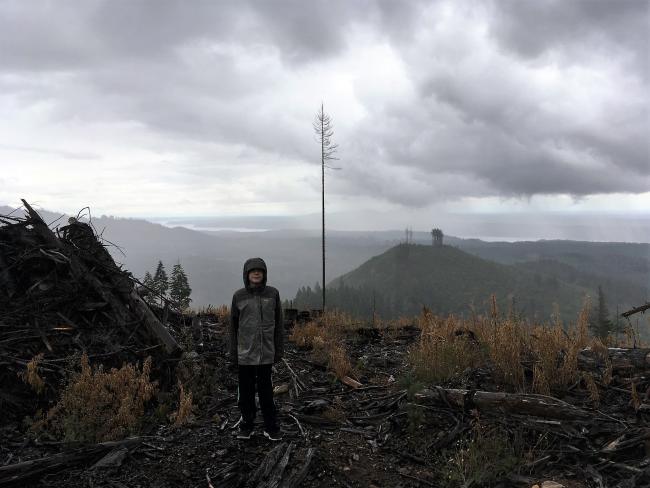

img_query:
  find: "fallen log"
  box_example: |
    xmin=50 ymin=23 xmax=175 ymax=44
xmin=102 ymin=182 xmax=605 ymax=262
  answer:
xmin=91 ymin=447 xmax=129 ymax=468
xmin=578 ymin=347 xmax=650 ymax=373
xmin=341 ymin=376 xmax=362 ymax=389
xmin=0 ymin=437 xmax=141 ymax=486
xmin=600 ymin=428 xmax=650 ymax=454
xmin=622 ymin=303 xmax=650 ymax=318
xmin=130 ymin=289 xmax=180 ymax=355
xmin=279 ymin=447 xmax=316 ymax=488
xmin=261 ymin=442 xmax=293 ymax=488
xmin=246 ymin=442 xmax=288 ymax=488
xmin=414 ymin=387 xmax=591 ymax=420
xmin=273 ymin=383 xmax=290 ymax=395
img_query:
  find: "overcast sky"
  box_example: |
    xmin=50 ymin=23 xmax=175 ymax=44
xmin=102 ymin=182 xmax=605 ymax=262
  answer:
xmin=0 ymin=0 xmax=648 ymax=232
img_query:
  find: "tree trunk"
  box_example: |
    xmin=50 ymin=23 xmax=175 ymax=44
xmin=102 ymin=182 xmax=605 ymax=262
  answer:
xmin=130 ymin=290 xmax=181 ymax=355
xmin=578 ymin=347 xmax=650 ymax=373
xmin=414 ymin=387 xmax=591 ymax=420
xmin=0 ymin=438 xmax=141 ymax=485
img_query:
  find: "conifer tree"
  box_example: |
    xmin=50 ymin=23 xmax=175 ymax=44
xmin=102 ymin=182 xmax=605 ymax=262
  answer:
xmin=591 ymin=285 xmax=613 ymax=339
xmin=142 ymin=271 xmax=156 ymax=306
xmin=152 ymin=261 xmax=169 ymax=306
xmin=170 ymin=263 xmax=192 ymax=310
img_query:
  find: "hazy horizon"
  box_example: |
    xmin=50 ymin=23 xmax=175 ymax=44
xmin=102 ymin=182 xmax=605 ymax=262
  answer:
xmin=147 ymin=211 xmax=650 ymax=243
xmin=4 ymin=200 xmax=649 ymax=244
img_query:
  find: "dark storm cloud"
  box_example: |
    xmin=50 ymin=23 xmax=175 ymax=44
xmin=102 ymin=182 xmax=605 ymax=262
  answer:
xmin=390 ymin=57 xmax=649 ymax=199
xmin=489 ymin=0 xmax=648 ymax=72
xmin=331 ymin=0 xmax=649 ymax=203
xmin=247 ymin=0 xmax=426 ymax=64
xmin=0 ymin=1 xmax=236 ymax=69
xmin=0 ymin=1 xmax=424 ymax=69
xmin=0 ymin=0 xmax=426 ymax=159
xmin=0 ymin=0 xmax=647 ymax=208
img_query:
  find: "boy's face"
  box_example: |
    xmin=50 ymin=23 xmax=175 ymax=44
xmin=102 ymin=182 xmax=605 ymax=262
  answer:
xmin=248 ymin=268 xmax=264 ymax=285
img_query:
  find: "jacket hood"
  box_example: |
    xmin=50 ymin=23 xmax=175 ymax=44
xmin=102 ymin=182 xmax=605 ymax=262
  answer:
xmin=243 ymin=257 xmax=267 ymax=291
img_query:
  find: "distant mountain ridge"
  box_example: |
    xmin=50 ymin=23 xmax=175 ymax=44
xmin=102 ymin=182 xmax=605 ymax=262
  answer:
xmin=0 ymin=205 xmax=392 ymax=307
xmin=460 ymin=239 xmax=649 ymax=288
xmin=2 ymin=205 xmax=648 ymax=312
xmin=292 ymin=244 xmax=591 ymax=321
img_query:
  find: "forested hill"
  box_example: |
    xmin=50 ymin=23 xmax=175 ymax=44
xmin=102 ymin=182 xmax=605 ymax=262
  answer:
xmin=458 ymin=239 xmax=649 ymax=289
xmin=293 ymin=243 xmax=591 ymax=321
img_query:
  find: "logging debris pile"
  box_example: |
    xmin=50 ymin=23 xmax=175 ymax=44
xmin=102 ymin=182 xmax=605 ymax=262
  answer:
xmin=0 ymin=201 xmax=180 ymax=424
xmin=2 ymin=316 xmax=650 ymax=487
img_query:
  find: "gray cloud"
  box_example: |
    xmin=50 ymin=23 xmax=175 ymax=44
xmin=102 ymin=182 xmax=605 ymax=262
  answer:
xmin=0 ymin=1 xmax=425 ymax=69
xmin=0 ymin=0 xmax=647 ymax=212
xmin=488 ymin=0 xmax=648 ymax=74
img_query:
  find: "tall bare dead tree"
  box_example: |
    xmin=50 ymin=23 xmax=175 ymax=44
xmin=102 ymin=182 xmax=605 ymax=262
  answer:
xmin=313 ymin=103 xmax=339 ymax=311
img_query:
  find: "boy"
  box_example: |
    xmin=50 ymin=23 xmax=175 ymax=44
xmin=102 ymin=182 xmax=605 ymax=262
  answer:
xmin=229 ymin=257 xmax=284 ymax=440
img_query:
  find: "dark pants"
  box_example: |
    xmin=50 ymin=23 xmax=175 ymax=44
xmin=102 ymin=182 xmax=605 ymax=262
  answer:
xmin=237 ymin=364 xmax=277 ymax=430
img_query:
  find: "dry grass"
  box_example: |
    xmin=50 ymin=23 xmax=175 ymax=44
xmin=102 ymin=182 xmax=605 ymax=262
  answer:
xmin=487 ymin=318 xmax=526 ymax=390
xmin=289 ymin=321 xmax=323 ymax=347
xmin=411 ymin=314 xmax=482 ymax=383
xmin=214 ymin=304 xmax=230 ymax=323
xmin=18 ymin=353 xmax=46 ymax=394
xmin=199 ymin=304 xmax=230 ymax=323
xmin=289 ymin=310 xmax=355 ymax=379
xmin=293 ymin=297 xmax=627 ymax=401
xmin=35 ymin=353 xmax=157 ymax=442
xmin=171 ymin=382 xmax=194 ymax=427
xmin=583 ymin=372 xmax=600 ymax=406
xmin=327 ymin=344 xmax=353 ymax=379
xmin=389 ymin=316 xmax=416 ymax=329
xmin=409 ymin=297 xmax=609 ymax=394
xmin=378 ymin=316 xmax=415 ymax=339
xmin=319 ymin=309 xmax=359 ymax=334
xmin=621 ymin=323 xmax=641 ymax=348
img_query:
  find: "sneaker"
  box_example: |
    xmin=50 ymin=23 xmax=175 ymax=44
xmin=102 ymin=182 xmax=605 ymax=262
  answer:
xmin=237 ymin=422 xmax=254 ymax=440
xmin=263 ymin=428 xmax=283 ymax=441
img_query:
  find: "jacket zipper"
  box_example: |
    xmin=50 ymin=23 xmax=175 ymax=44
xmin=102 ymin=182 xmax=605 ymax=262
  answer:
xmin=258 ymin=294 xmax=263 ymax=360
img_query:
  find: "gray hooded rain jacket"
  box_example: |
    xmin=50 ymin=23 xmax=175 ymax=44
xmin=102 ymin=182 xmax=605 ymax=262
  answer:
xmin=229 ymin=257 xmax=284 ymax=366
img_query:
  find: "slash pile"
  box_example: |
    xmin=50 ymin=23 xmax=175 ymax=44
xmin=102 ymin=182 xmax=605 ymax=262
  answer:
xmin=0 ymin=200 xmax=180 ymax=423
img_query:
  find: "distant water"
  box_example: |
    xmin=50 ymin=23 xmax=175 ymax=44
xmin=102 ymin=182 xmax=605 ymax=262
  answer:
xmin=147 ymin=217 xmax=650 ymax=243
xmin=153 ymin=220 xmax=269 ymax=233
xmin=470 ymin=236 xmax=543 ymax=242
xmin=155 ymin=221 xmax=537 ymax=241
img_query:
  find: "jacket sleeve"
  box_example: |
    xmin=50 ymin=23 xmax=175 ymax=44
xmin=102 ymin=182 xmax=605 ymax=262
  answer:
xmin=273 ymin=290 xmax=284 ymax=362
xmin=229 ymin=294 xmax=239 ymax=366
